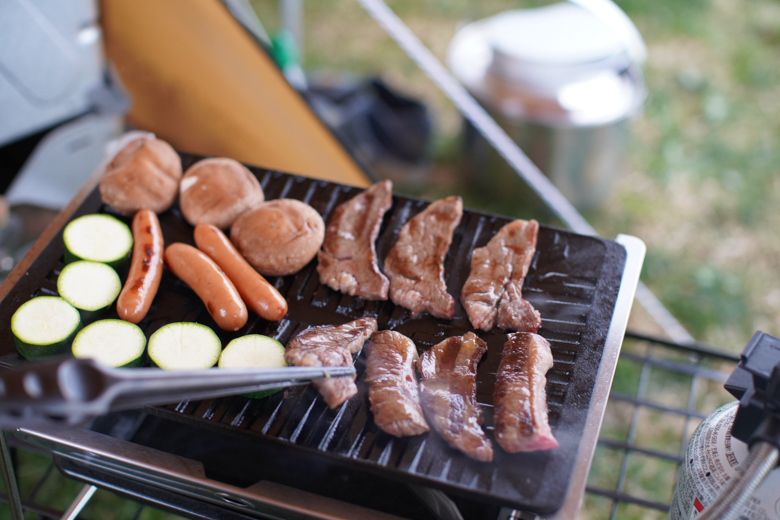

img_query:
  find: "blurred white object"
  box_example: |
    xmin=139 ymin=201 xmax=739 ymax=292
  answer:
xmin=568 ymin=0 xmax=647 ymax=65
xmin=448 ymin=2 xmax=646 ymax=209
xmin=4 ymin=113 xmax=123 ymax=210
xmin=0 ymin=0 xmax=104 ymax=145
xmin=0 ymin=0 xmax=128 ymax=212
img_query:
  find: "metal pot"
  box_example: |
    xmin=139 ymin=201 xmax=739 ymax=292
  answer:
xmin=448 ymin=2 xmax=646 ymax=210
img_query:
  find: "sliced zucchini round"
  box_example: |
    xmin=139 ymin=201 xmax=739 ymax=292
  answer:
xmin=57 ymin=261 xmax=121 ymax=313
xmin=72 ymin=319 xmax=146 ymax=368
xmin=148 ymin=322 xmax=221 ymax=370
xmin=12 ymin=296 xmax=81 ymax=360
xmin=63 ymin=214 xmax=133 ymax=270
xmin=219 ymin=335 xmax=286 ymax=399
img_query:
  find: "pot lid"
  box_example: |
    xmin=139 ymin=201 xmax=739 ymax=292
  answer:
xmin=489 ymin=3 xmax=633 ymax=91
xmin=490 ymin=4 xmax=627 ymax=68
xmin=447 ymin=2 xmax=646 ymax=127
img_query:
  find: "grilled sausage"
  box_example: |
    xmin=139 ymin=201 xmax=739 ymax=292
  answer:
xmin=194 ymin=224 xmax=287 ymax=321
xmin=117 ymin=209 xmax=164 ymax=323
xmin=164 ymin=243 xmax=248 ymax=331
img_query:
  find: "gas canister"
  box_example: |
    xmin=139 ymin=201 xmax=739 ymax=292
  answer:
xmin=670 ymin=331 xmax=780 ymax=519
xmin=669 ymin=401 xmax=780 ymax=519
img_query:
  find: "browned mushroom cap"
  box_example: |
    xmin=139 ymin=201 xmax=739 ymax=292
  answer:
xmin=99 ymin=136 xmax=182 ymax=215
xmin=179 ymin=158 xmax=264 ymax=230
xmin=230 ymin=199 xmax=325 ymax=277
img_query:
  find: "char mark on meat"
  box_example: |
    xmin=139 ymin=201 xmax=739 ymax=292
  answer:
xmin=417 ymin=331 xmax=493 ymax=462
xmin=494 ymin=332 xmax=558 ymax=452
xmin=461 ymin=219 xmax=541 ymax=332
xmin=317 ymin=180 xmax=393 ymax=300
xmin=285 ymin=317 xmax=378 ymax=408
xmin=365 ymin=330 xmax=429 ymax=437
xmin=384 ymin=196 xmax=462 ymax=319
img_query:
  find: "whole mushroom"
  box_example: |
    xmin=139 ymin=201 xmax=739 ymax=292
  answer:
xmin=231 ymin=199 xmax=325 ymax=277
xmin=99 ymin=136 xmax=182 ymax=215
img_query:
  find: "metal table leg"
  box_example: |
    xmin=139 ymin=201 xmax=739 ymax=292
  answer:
xmin=61 ymin=484 xmax=97 ymax=520
xmin=0 ymin=430 xmax=24 ymax=520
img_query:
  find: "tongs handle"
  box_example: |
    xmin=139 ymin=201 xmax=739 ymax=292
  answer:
xmin=0 ymin=357 xmax=354 ymax=428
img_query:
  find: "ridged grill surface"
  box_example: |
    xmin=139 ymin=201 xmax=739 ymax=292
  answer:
xmin=0 ymin=154 xmax=626 ymax=514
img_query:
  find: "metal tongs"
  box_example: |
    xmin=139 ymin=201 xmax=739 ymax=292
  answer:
xmin=0 ymin=357 xmax=354 ymax=428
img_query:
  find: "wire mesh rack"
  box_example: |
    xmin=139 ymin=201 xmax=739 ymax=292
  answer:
xmin=0 ymin=330 xmax=741 ymax=520
xmin=583 ymin=331 xmax=740 ymax=520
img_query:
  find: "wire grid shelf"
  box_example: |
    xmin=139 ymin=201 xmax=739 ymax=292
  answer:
xmin=0 ymin=331 xmax=741 ymax=520
xmin=583 ymin=331 xmax=740 ymax=520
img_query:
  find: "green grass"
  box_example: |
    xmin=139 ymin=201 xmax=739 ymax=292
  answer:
xmin=611 ymin=357 xmax=642 ymax=398
xmin=581 ymin=494 xmax=615 ymax=520
xmin=587 ymin=446 xmax=624 ymax=490
xmin=624 ymin=452 xmax=678 ymax=503
xmin=633 ymin=408 xmax=686 ymax=455
xmin=600 ymin=401 xmax=633 ymax=443
xmin=598 ymin=0 xmax=780 ymax=346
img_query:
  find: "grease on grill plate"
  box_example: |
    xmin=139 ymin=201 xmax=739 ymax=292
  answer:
xmin=0 ymin=155 xmax=627 ymax=515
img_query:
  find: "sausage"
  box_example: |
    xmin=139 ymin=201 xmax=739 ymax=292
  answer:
xmin=164 ymin=242 xmax=248 ymax=331
xmin=117 ymin=209 xmax=164 ymax=323
xmin=193 ymin=223 xmax=287 ymax=321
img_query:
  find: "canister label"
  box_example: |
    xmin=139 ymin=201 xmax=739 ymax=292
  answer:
xmin=669 ymin=401 xmax=780 ymax=520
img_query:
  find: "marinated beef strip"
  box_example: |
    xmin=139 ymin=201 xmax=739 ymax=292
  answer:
xmin=285 ymin=317 xmax=378 ymax=408
xmin=365 ymin=331 xmax=429 ymax=437
xmin=317 ymin=180 xmax=393 ymax=300
xmin=417 ymin=331 xmax=493 ymax=462
xmin=461 ymin=219 xmax=541 ymax=332
xmin=384 ymin=196 xmax=462 ymax=319
xmin=494 ymin=332 xmax=559 ymax=453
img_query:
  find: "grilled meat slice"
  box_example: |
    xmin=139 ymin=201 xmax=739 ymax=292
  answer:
xmin=285 ymin=317 xmax=378 ymax=408
xmin=494 ymin=332 xmax=558 ymax=453
xmin=384 ymin=196 xmax=462 ymax=319
xmin=365 ymin=330 xmax=429 ymax=437
xmin=417 ymin=331 xmax=493 ymax=462
xmin=497 ymin=285 xmax=541 ymax=332
xmin=461 ymin=219 xmax=541 ymax=332
xmin=317 ymin=181 xmax=393 ymax=300
xmin=496 ymin=221 xmax=540 ymax=331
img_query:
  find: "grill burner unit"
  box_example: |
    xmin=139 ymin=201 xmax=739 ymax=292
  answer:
xmin=0 ymin=153 xmax=644 ymax=518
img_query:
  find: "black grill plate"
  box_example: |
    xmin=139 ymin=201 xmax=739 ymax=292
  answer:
xmin=0 ymin=153 xmax=627 ymax=514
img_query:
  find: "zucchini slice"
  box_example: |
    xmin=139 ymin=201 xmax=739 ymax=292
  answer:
xmin=72 ymin=319 xmax=146 ymax=367
xmin=57 ymin=261 xmax=122 ymax=313
xmin=218 ymin=335 xmax=287 ymax=399
xmin=63 ymin=214 xmax=133 ymax=270
xmin=148 ymin=322 xmax=221 ymax=370
xmin=12 ymin=296 xmax=81 ymax=360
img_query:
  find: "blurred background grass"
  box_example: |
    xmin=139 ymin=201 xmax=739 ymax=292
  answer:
xmin=252 ymin=0 xmax=780 ymax=352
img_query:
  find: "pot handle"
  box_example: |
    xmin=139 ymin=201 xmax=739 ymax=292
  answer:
xmin=567 ymin=0 xmax=647 ymax=65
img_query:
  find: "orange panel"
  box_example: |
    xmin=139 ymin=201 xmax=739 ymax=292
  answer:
xmin=99 ymin=0 xmax=370 ymax=187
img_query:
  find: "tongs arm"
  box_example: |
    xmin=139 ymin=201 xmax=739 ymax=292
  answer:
xmin=0 ymin=357 xmax=353 ymax=428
